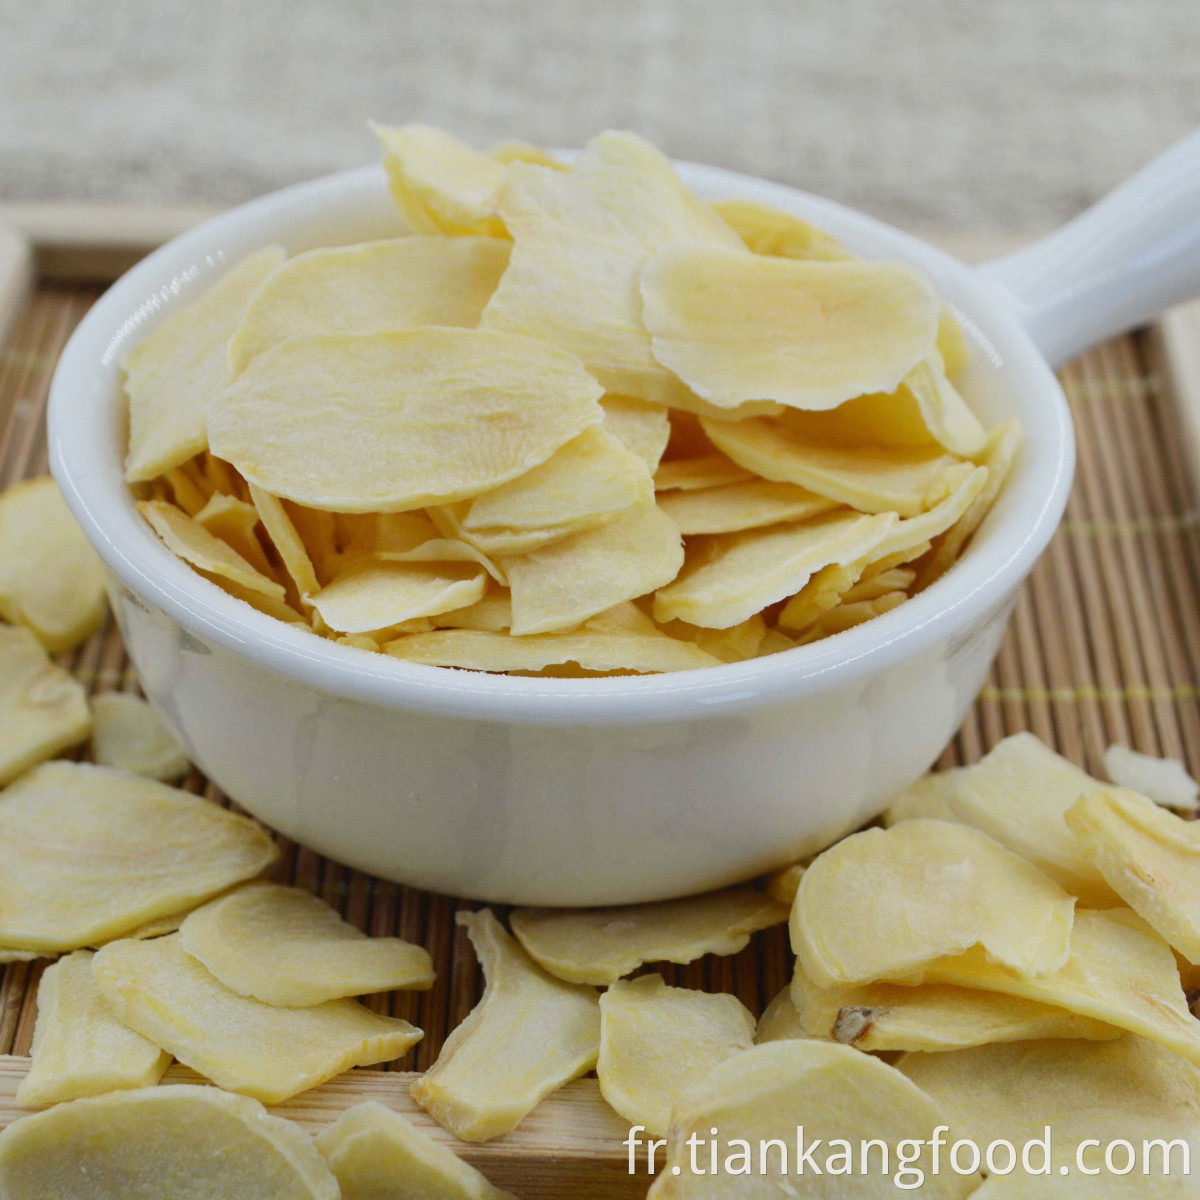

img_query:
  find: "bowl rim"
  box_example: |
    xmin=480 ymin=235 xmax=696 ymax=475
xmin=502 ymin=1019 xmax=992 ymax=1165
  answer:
xmin=48 ymin=158 xmax=1074 ymax=726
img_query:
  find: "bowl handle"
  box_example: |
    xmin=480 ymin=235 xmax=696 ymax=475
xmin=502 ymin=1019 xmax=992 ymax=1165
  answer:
xmin=979 ymin=126 xmax=1200 ymax=367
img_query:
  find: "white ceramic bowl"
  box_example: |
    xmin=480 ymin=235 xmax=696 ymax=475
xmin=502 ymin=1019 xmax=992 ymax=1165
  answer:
xmin=49 ymin=132 xmax=1200 ymax=904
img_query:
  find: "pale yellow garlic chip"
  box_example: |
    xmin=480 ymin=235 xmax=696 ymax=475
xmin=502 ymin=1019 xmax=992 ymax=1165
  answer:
xmin=862 ymin=464 xmax=987 ymax=567
xmin=208 ymin=328 xmax=605 ymax=513
xmin=16 ymin=951 xmax=170 ymax=1109
xmin=942 ymin=733 xmax=1119 ymax=906
xmin=653 ymin=510 xmax=895 ymax=630
xmin=597 ymin=974 xmax=756 ymax=1137
xmin=0 ymin=761 xmax=277 ymax=953
xmin=386 ymin=626 xmax=720 ymax=674
xmin=841 ymin=566 xmax=916 ymax=603
xmin=163 ymin=464 xmax=209 ymax=516
xmin=249 ymin=485 xmax=321 ymax=602
xmin=778 ymin=561 xmax=860 ymax=633
xmin=754 ymin=986 xmax=810 ymax=1043
xmin=646 ymin=1040 xmax=976 ymax=1200
xmin=923 ymin=909 xmax=1200 ymax=1065
xmin=316 ymin=1102 xmax=517 ymax=1200
xmin=882 ymin=768 xmax=966 ymax=825
xmin=502 ymin=502 xmax=683 ymax=635
xmin=93 ymin=934 xmax=421 ymax=1102
xmin=207 ymin=574 xmax=306 ymax=625
xmin=641 ymin=243 xmax=940 ymax=412
xmin=0 ymin=623 xmax=91 ymax=787
xmin=765 ymin=861 xmax=807 ymax=906
xmin=703 ymin=412 xmax=964 ymax=517
xmin=653 ymin=453 xmax=754 ymax=491
xmin=0 ymin=477 xmax=107 ymax=652
xmin=463 ymin=427 xmax=652 ymax=532
xmin=90 ymin=692 xmax=189 ymax=782
xmin=139 ymin=499 xmax=287 ymax=602
xmin=792 ymin=819 xmax=1076 ymax=988
xmin=490 ymin=139 xmax=566 ymax=170
xmin=411 ymin=909 xmax=600 ymax=1142
xmin=180 ymin=882 xmax=434 ymax=1006
xmin=380 ymin=538 xmax=505 ymax=586
xmin=601 ymin=395 xmax=671 ymax=471
xmin=311 ymin=558 xmax=487 ymax=635
xmin=901 ymin=352 xmax=988 ymax=456
xmin=918 ymin=419 xmax=1022 ymax=588
xmin=801 ymin=590 xmax=907 ymax=640
xmin=0 ymin=1084 xmax=339 ymax=1200
xmin=430 ymin=501 xmax=588 ymax=557
xmin=1066 ymin=787 xmax=1200 ymax=961
xmin=710 ymin=198 xmax=852 ymax=261
xmin=194 ymin=492 xmax=275 ymax=577
xmin=431 ymin=588 xmax=513 ymax=632
xmin=899 ymin=1035 xmax=1200 ymax=1169
xmin=510 ymin=887 xmax=788 ymax=986
xmin=658 ymin=478 xmax=836 ymax=536
xmin=937 ymin=305 xmax=972 ymax=378
xmin=791 ymin=960 xmax=1119 ymax=1053
xmin=481 ymin=130 xmax=746 ymax=405
xmin=229 ymin=237 xmax=511 ymax=373
xmin=658 ymin=614 xmax=767 ymax=663
xmin=1105 ymin=745 xmax=1200 ymax=811
xmin=123 ymin=246 xmax=286 ymax=483
xmin=0 ymin=947 xmax=40 ymax=963
xmin=374 ymin=123 xmax=507 ymax=233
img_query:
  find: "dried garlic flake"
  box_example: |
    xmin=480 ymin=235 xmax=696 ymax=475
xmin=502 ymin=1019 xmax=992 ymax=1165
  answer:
xmin=510 ymin=887 xmax=788 ymax=986
xmin=597 ymin=974 xmax=755 ymax=1137
xmin=93 ymin=934 xmax=422 ymax=1103
xmin=0 ymin=1084 xmax=339 ymax=1200
xmin=411 ymin=910 xmax=600 ymax=1142
xmin=180 ymin=882 xmax=434 ymax=1006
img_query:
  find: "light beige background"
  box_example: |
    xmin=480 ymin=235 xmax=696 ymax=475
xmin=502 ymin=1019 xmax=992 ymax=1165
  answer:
xmin=2 ymin=0 xmax=1197 ymax=232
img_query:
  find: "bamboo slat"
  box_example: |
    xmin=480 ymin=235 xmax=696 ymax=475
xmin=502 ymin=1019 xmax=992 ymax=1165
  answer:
xmin=3 ymin=262 xmax=1200 ymax=1192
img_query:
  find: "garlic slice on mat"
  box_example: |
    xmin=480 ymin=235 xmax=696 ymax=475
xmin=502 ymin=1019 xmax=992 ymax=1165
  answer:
xmin=900 ymin=1035 xmax=1200 ymax=1171
xmin=0 ymin=477 xmax=107 ymax=652
xmin=16 ymin=950 xmax=170 ymax=1109
xmin=792 ymin=818 xmax=1076 ymax=988
xmin=646 ymin=1041 xmax=977 ymax=1198
xmin=316 ymin=1102 xmax=518 ymax=1200
xmin=790 ymin=959 xmax=1119 ymax=1053
xmin=1065 ymin=787 xmax=1200 ymax=962
xmin=1103 ymin=745 xmax=1200 ymax=812
xmin=936 ymin=733 xmax=1119 ymax=906
xmin=0 ymin=623 xmax=91 ymax=788
xmin=510 ymin=887 xmax=788 ymax=986
xmin=0 ymin=762 xmax=277 ymax=954
xmin=0 ymin=1084 xmax=339 ymax=1200
xmin=923 ymin=909 xmax=1200 ymax=1066
xmin=123 ymin=245 xmax=285 ymax=483
xmin=597 ymin=974 xmax=755 ymax=1137
xmin=754 ymin=986 xmax=810 ymax=1044
xmin=90 ymin=693 xmax=189 ymax=782
xmin=180 ymin=883 xmax=434 ymax=1006
xmin=93 ymin=934 xmax=421 ymax=1103
xmin=411 ymin=910 xmax=600 ymax=1143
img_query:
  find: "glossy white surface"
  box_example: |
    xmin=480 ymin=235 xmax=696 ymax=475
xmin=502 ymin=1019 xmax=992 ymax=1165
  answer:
xmin=47 ymin=151 xmax=1122 ymax=903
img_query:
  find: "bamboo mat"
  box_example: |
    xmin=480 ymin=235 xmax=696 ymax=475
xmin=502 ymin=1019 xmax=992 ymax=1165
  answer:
xmin=3 ymin=282 xmax=1200 ymax=1130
